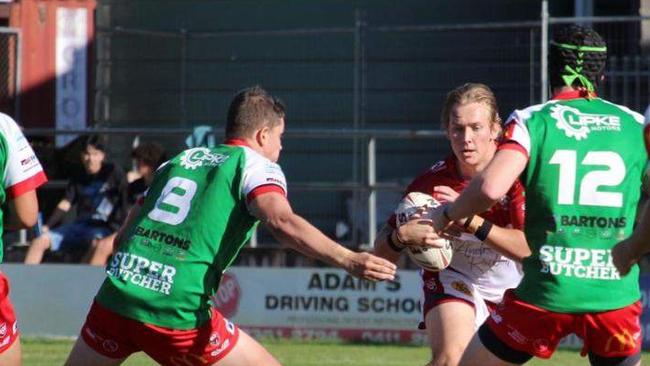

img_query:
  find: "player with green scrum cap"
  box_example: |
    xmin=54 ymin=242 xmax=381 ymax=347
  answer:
xmin=431 ymin=25 xmax=646 ymax=366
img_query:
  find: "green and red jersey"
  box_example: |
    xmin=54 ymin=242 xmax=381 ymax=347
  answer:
xmin=96 ymin=140 xmax=287 ymax=329
xmin=0 ymin=113 xmax=47 ymax=262
xmin=500 ymin=90 xmax=646 ymax=312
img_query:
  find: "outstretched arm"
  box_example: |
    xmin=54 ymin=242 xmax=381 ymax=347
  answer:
xmin=249 ymin=192 xmax=396 ymax=281
xmin=461 ymin=215 xmax=530 ymax=262
xmin=436 ymin=149 xmax=527 ymax=227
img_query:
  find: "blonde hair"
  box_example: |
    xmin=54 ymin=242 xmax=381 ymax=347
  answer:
xmin=440 ymin=83 xmax=502 ymax=133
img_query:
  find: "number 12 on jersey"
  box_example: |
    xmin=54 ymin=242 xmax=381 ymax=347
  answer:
xmin=549 ymin=150 xmax=624 ymax=208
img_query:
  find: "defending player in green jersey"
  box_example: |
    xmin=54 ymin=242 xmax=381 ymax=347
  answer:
xmin=430 ymin=25 xmax=646 ymax=366
xmin=65 ymin=86 xmax=396 ymax=366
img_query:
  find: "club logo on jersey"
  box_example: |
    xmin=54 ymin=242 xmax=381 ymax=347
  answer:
xmin=180 ymin=147 xmax=230 ymax=170
xmin=102 ymin=339 xmax=119 ymax=353
xmin=550 ymin=105 xmax=620 ymax=140
xmin=209 ymin=332 xmax=221 ymax=346
xmin=451 ymin=281 xmax=472 ymax=297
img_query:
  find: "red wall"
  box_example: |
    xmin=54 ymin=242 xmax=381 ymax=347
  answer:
xmin=10 ymin=0 xmax=95 ymax=128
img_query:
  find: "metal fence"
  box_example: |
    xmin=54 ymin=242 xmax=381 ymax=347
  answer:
xmin=32 ymin=3 xmax=650 ymax=249
xmin=0 ymin=28 xmax=20 ymax=119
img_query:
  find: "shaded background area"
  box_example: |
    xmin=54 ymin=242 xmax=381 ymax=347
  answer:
xmin=0 ymin=0 xmax=648 ymax=255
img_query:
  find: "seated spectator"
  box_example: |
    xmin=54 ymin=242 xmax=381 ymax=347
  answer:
xmin=86 ymin=141 xmax=167 ymax=266
xmin=24 ymin=135 xmax=128 ymax=264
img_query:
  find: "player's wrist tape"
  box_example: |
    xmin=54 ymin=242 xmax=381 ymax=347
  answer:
xmin=387 ymin=229 xmax=405 ymax=252
xmin=474 ymin=220 xmax=493 ymax=241
xmin=463 ymin=215 xmax=475 ymax=230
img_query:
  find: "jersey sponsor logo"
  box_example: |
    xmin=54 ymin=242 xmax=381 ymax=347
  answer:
xmin=179 ymin=147 xmax=229 ymax=170
xmin=107 ymin=252 xmax=177 ymax=295
xmin=134 ymin=225 xmax=191 ymax=251
xmin=550 ymin=105 xmax=621 ymax=140
xmin=506 ymin=325 xmax=528 ymax=345
xmin=20 ymin=155 xmax=37 ymax=166
xmin=266 ymin=177 xmax=284 ymax=185
xmin=538 ymin=245 xmax=620 ymax=280
xmin=560 ymin=215 xmax=626 ymax=229
xmin=451 ymin=281 xmax=472 ymax=297
xmin=210 ymin=338 xmax=231 ymax=358
xmin=604 ymin=330 xmax=637 ymax=353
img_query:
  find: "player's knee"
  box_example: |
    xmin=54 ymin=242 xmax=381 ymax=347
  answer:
xmin=430 ymin=350 xmax=463 ymax=366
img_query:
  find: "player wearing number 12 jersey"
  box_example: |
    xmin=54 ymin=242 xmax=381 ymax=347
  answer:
xmin=432 ymin=25 xmax=646 ymax=366
xmin=65 ymin=86 xmax=396 ymax=366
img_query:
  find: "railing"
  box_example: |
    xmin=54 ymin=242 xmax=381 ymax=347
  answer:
xmin=23 ymin=127 xmax=447 ymax=249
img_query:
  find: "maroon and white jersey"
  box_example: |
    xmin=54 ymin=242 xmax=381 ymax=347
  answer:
xmin=391 ymin=156 xmax=525 ymax=302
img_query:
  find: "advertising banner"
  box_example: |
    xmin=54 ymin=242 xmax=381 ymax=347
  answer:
xmin=213 ymin=267 xmax=427 ymax=344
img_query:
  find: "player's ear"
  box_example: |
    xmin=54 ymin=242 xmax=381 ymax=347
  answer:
xmin=256 ymin=126 xmax=270 ymax=146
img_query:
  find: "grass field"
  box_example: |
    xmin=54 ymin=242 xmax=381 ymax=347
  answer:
xmin=21 ymin=337 xmax=649 ymax=365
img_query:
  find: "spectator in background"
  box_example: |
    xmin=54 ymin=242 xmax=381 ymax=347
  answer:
xmin=126 ymin=141 xmax=168 ymax=203
xmin=0 ymin=113 xmax=48 ymax=365
xmin=86 ymin=141 xmax=167 ymax=266
xmin=24 ymin=135 xmax=129 ymax=264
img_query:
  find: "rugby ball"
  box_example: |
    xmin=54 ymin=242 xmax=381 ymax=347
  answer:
xmin=395 ymin=192 xmax=453 ymax=272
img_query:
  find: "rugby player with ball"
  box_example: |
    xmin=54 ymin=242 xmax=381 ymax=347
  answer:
xmin=434 ymin=26 xmax=646 ymax=366
xmin=374 ymin=83 xmax=529 ymax=366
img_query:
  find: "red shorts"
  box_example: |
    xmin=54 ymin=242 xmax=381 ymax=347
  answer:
xmin=485 ymin=289 xmax=642 ymax=359
xmin=81 ymin=301 xmax=240 ymax=365
xmin=0 ymin=272 xmax=18 ymax=353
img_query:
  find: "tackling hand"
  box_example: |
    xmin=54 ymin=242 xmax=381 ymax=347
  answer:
xmin=345 ymin=252 xmax=397 ymax=281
